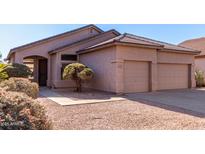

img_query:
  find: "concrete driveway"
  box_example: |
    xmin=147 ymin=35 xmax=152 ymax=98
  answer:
xmin=126 ymin=88 xmax=205 ymax=117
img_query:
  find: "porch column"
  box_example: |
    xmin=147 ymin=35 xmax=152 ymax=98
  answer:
xmin=150 ymin=61 xmax=158 ymax=91
xmin=114 ymin=59 xmax=124 ymax=94
xmin=33 ymin=58 xmax=38 ymax=83
xmin=56 ymin=53 xmax=62 ymax=81
xmin=47 ymin=56 xmax=51 ymax=87
xmin=191 ymin=63 xmax=196 ymax=88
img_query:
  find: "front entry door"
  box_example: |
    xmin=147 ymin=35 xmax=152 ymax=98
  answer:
xmin=38 ymin=59 xmax=48 ymax=86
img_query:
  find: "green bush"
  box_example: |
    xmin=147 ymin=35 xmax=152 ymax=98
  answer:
xmin=5 ymin=63 xmax=32 ymax=78
xmin=195 ymin=70 xmax=205 ymax=87
xmin=63 ymin=63 xmax=94 ymax=92
xmin=0 ymin=88 xmax=52 ymax=130
xmin=0 ymin=78 xmax=39 ymax=99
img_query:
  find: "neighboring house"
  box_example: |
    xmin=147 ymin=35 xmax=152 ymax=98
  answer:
xmin=6 ymin=25 xmax=200 ymax=93
xmin=179 ymin=37 xmax=205 ymax=76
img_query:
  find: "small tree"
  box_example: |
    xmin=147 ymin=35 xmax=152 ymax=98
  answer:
xmin=63 ymin=63 xmax=94 ymax=92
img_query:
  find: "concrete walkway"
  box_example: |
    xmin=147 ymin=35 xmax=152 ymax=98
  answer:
xmin=39 ymin=88 xmax=125 ymax=106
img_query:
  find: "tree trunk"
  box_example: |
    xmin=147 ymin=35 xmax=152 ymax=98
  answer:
xmin=75 ymin=79 xmax=82 ymax=92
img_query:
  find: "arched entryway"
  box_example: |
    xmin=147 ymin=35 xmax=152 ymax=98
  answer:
xmin=23 ymin=56 xmax=48 ymax=86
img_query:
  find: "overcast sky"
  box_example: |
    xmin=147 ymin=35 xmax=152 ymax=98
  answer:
xmin=1 ymin=24 xmax=205 ymax=59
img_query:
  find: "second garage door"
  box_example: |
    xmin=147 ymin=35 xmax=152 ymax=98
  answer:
xmin=158 ymin=64 xmax=189 ymax=90
xmin=124 ymin=61 xmax=149 ymax=93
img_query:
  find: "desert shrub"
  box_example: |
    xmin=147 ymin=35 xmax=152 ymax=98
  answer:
xmin=195 ymin=70 xmax=205 ymax=87
xmin=0 ymin=78 xmax=39 ymax=99
xmin=4 ymin=63 xmax=32 ymax=78
xmin=63 ymin=63 xmax=94 ymax=92
xmin=0 ymin=63 xmax=9 ymax=81
xmin=0 ymin=88 xmax=52 ymax=130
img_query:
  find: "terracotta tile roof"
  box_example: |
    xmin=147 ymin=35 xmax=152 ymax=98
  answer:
xmin=125 ymin=33 xmax=197 ymax=52
xmin=77 ymin=33 xmax=200 ymax=54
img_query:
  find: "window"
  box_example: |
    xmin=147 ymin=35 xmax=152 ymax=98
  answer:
xmin=61 ymin=54 xmax=77 ymax=61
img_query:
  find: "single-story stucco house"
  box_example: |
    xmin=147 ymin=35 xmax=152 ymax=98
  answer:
xmin=180 ymin=37 xmax=205 ymax=77
xmin=6 ymin=25 xmax=200 ymax=93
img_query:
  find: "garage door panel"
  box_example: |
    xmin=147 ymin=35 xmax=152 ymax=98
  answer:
xmin=158 ymin=64 xmax=188 ymax=90
xmin=124 ymin=61 xmax=149 ymax=93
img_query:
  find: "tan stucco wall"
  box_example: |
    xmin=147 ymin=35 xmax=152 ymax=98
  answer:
xmin=116 ymin=45 xmax=157 ymax=92
xmin=52 ymin=31 xmax=118 ymax=88
xmin=11 ymin=27 xmax=100 ymax=87
xmin=116 ymin=45 xmax=157 ymax=62
xmin=79 ymin=45 xmax=196 ymax=93
xmin=119 ymin=46 xmax=195 ymax=93
xmin=13 ymin=28 xmax=100 ymax=63
xmin=79 ymin=46 xmax=117 ymax=92
xmin=9 ymin=27 xmax=196 ymax=92
xmin=157 ymin=51 xmax=194 ymax=64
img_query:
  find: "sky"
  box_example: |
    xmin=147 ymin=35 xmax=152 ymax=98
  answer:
xmin=1 ymin=24 xmax=205 ymax=59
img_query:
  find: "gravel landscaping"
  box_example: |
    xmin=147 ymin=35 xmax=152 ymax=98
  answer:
xmin=38 ymin=97 xmax=205 ymax=130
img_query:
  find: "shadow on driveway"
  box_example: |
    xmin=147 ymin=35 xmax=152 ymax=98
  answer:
xmin=125 ymin=89 xmax=205 ymax=118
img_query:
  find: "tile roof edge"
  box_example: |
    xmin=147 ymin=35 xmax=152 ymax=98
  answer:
xmin=124 ymin=33 xmax=197 ymax=51
xmin=48 ymin=29 xmax=121 ymax=54
xmin=122 ymin=33 xmax=164 ymax=47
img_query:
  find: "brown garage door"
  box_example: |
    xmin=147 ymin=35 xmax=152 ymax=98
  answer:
xmin=158 ymin=64 xmax=189 ymax=90
xmin=124 ymin=61 xmax=149 ymax=93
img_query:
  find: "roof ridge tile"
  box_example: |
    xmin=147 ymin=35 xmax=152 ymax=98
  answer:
xmin=123 ymin=33 xmax=163 ymax=47
xmin=124 ymin=33 xmax=198 ymax=51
